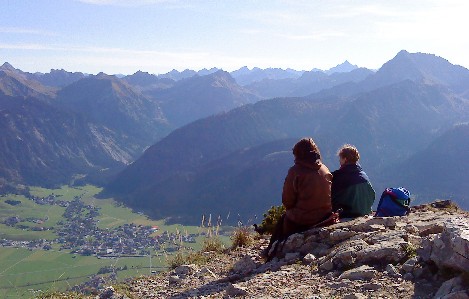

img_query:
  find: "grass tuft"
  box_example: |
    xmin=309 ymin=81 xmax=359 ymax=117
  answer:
xmin=402 ymin=243 xmax=417 ymax=259
xmin=230 ymin=226 xmax=254 ymax=249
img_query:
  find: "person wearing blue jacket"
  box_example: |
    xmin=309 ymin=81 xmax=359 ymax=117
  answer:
xmin=331 ymin=144 xmax=375 ymax=218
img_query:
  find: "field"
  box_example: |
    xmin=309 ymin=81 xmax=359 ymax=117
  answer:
xmin=0 ymin=247 xmax=167 ymax=298
xmin=0 ymin=185 xmax=231 ymax=298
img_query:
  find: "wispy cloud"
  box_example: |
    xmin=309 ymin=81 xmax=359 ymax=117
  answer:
xmin=76 ymin=0 xmax=183 ymax=7
xmin=0 ymin=43 xmax=210 ymax=61
xmin=0 ymin=27 xmax=58 ymax=36
xmin=276 ymin=31 xmax=345 ymax=41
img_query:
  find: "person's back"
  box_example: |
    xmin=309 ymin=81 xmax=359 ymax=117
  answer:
xmin=331 ymin=144 xmax=375 ymax=218
xmin=263 ymin=137 xmax=333 ymax=259
xmin=283 ymin=158 xmax=332 ymax=227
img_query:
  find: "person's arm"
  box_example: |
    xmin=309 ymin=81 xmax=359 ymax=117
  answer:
xmin=282 ymin=168 xmax=297 ymax=209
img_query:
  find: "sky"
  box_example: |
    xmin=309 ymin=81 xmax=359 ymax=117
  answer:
xmin=1 ymin=0 xmax=469 ymax=75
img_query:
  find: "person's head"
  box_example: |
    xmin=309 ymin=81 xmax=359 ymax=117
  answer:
xmin=293 ymin=137 xmax=321 ymax=161
xmin=337 ymin=144 xmax=360 ymax=166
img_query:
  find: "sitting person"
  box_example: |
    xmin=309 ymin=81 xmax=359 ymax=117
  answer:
xmin=331 ymin=144 xmax=375 ymax=218
xmin=264 ymin=137 xmax=334 ymax=259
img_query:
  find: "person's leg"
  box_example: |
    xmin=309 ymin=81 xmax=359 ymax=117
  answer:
xmin=283 ymin=216 xmax=309 ymax=235
xmin=262 ymin=214 xmax=286 ymax=257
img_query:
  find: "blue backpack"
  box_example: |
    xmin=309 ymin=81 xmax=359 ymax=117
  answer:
xmin=375 ymin=187 xmax=411 ymax=217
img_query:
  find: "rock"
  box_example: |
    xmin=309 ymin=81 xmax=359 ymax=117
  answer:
xmin=225 ymin=283 xmax=248 ymax=297
xmin=403 ymin=273 xmax=414 ymax=281
xmin=303 ymin=253 xmax=316 ymax=264
xmin=354 ymin=239 xmax=408 ymax=265
xmin=174 ymin=264 xmax=197 ymax=276
xmin=338 ymin=265 xmax=377 ymax=281
xmin=418 ymin=235 xmax=436 ymax=262
xmin=343 ymin=293 xmax=368 ymax=299
xmin=329 ymin=229 xmax=357 ymax=242
xmin=368 ymin=224 xmax=386 ymax=231
xmin=405 ymin=224 xmax=419 ymax=234
xmin=99 ymin=286 xmax=114 ymax=299
xmin=321 ymin=238 xmax=367 ymax=269
xmin=329 ymin=281 xmax=350 ymax=289
xmin=284 ymin=252 xmax=300 ymax=262
xmin=434 ymin=275 xmax=469 ymax=299
xmin=318 ymin=258 xmax=334 ymax=271
xmin=168 ymin=275 xmax=182 ymax=285
xmin=198 ymin=267 xmax=217 ymax=278
xmin=281 ymin=233 xmax=305 ymax=253
xmin=406 ymin=233 xmax=422 ymax=246
xmin=232 ymin=255 xmax=257 ymax=275
xmin=300 ymin=241 xmax=329 ymax=256
xmin=363 ymin=282 xmax=382 ymax=290
xmin=430 ymin=217 xmax=469 ymax=273
xmin=355 ymin=217 xmax=397 ymax=231
xmin=402 ymin=257 xmax=418 ymax=273
xmin=386 ymin=264 xmax=401 ymax=277
xmin=412 ymin=266 xmax=424 ymax=279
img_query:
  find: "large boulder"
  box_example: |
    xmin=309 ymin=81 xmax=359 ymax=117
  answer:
xmin=430 ymin=217 xmax=469 ymax=273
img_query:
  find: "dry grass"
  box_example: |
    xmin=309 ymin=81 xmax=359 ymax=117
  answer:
xmin=230 ymin=226 xmax=254 ymax=249
xmin=35 ymin=291 xmax=92 ymax=299
xmin=166 ymin=249 xmax=209 ymax=269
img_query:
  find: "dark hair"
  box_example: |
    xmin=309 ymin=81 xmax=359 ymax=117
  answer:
xmin=293 ymin=137 xmax=321 ymax=161
xmin=337 ymin=144 xmax=360 ymax=163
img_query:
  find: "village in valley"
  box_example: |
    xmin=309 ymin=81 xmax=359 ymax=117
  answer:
xmin=1 ymin=192 xmax=199 ymax=258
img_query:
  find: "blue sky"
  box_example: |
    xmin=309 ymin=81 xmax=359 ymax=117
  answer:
xmin=1 ymin=0 xmax=468 ymax=75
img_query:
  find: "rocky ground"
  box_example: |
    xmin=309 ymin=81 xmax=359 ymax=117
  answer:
xmin=47 ymin=201 xmax=469 ymax=299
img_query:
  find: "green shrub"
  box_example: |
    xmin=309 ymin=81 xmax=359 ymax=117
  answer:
xmin=257 ymin=205 xmax=285 ymax=235
xmin=402 ymin=243 xmax=417 ymax=259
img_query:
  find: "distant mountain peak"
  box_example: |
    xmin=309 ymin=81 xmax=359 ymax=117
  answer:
xmin=134 ymin=70 xmax=150 ymax=75
xmin=95 ymin=72 xmax=117 ymax=80
xmin=396 ymin=49 xmax=410 ymax=56
xmin=325 ymin=61 xmax=358 ymax=74
xmin=0 ymin=62 xmax=17 ymax=72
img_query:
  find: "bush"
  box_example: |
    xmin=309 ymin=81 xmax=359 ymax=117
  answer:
xmin=257 ymin=205 xmax=285 ymax=235
xmin=230 ymin=226 xmax=254 ymax=249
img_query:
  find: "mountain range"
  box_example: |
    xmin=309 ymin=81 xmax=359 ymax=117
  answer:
xmin=1 ymin=51 xmax=468 ymax=224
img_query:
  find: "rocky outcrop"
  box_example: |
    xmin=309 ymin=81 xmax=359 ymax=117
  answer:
xmin=96 ymin=200 xmax=469 ymax=298
xmin=266 ymin=201 xmax=469 ymax=298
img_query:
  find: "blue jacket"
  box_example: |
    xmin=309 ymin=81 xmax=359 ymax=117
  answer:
xmin=331 ymin=164 xmax=375 ymax=217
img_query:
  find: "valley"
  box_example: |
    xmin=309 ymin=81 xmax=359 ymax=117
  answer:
xmin=0 ymin=185 xmax=230 ymax=298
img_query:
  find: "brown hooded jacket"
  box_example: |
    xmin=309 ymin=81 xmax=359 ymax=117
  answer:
xmin=282 ymin=159 xmax=332 ymax=226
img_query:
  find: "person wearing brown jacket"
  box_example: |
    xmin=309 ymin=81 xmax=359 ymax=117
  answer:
xmin=263 ymin=137 xmax=333 ymax=259
xmin=282 ymin=137 xmax=333 ymax=235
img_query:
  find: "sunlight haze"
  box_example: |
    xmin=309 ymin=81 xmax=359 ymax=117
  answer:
xmin=1 ymin=0 xmax=468 ymax=74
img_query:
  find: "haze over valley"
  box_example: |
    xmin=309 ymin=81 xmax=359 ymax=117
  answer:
xmin=1 ymin=50 xmax=468 ymax=225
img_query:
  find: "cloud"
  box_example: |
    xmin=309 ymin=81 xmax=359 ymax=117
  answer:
xmin=0 ymin=27 xmax=58 ymax=36
xmin=76 ymin=0 xmax=182 ymax=6
xmin=276 ymin=31 xmax=345 ymax=41
xmin=0 ymin=42 xmax=205 ymax=57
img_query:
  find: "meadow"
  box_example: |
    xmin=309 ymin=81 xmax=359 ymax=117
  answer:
xmin=0 ymin=185 xmax=231 ymax=298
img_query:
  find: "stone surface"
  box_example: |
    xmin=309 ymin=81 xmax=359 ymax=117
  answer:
xmin=284 ymin=252 xmax=300 ymax=262
xmin=57 ymin=201 xmax=469 ymax=299
xmin=231 ymin=255 xmax=257 ymax=275
xmin=434 ymin=276 xmax=469 ymax=299
xmin=173 ymin=264 xmax=197 ymax=276
xmin=302 ymin=253 xmax=316 ymax=264
xmin=430 ymin=217 xmax=469 ymax=273
xmin=338 ymin=265 xmax=377 ymax=281
xmin=402 ymin=257 xmax=418 ymax=273
xmin=386 ymin=263 xmax=402 ymax=277
xmin=225 ymin=283 xmax=248 ymax=297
